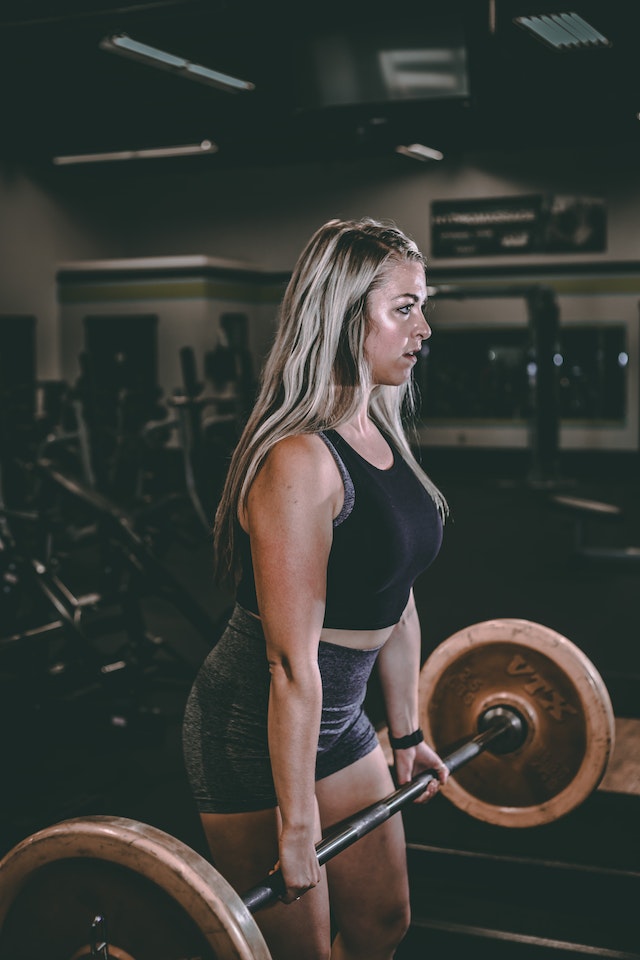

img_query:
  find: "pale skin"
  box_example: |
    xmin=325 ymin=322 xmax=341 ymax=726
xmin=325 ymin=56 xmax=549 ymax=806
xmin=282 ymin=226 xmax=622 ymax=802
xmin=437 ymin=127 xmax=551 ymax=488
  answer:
xmin=199 ymin=260 xmax=449 ymax=960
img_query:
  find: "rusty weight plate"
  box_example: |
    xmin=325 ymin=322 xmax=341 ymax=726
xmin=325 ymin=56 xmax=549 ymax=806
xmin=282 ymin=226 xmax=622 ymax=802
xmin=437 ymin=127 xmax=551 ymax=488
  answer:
xmin=0 ymin=816 xmax=272 ymax=960
xmin=419 ymin=619 xmax=615 ymax=827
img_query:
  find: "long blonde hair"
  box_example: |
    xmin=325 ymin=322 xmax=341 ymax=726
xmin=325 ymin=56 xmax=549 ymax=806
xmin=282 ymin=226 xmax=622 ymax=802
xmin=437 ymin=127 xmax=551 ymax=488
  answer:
xmin=214 ymin=217 xmax=447 ymax=584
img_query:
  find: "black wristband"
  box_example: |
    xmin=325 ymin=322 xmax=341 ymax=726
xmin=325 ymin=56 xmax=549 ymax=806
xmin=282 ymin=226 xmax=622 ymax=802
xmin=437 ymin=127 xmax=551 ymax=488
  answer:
xmin=389 ymin=727 xmax=424 ymax=750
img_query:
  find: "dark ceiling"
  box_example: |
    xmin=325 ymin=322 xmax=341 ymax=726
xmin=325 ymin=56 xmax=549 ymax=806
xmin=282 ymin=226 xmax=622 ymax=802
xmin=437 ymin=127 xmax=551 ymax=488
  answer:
xmin=0 ymin=0 xmax=638 ymax=170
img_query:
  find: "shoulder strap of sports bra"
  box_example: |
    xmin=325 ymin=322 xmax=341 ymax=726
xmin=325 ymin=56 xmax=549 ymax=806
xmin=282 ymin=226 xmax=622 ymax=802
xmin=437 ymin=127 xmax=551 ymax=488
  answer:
xmin=318 ymin=431 xmax=355 ymax=527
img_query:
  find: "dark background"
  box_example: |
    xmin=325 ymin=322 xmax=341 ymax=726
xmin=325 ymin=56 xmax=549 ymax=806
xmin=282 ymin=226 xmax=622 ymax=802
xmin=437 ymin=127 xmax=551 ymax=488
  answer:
xmin=1 ymin=0 xmax=639 ymax=167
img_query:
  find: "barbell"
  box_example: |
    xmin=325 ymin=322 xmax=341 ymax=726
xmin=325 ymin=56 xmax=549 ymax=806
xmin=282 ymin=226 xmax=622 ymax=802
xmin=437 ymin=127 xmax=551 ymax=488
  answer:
xmin=0 ymin=618 xmax=616 ymax=960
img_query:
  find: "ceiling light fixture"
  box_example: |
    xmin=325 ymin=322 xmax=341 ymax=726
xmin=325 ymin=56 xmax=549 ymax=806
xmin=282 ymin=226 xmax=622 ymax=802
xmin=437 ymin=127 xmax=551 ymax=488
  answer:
xmin=52 ymin=139 xmax=218 ymax=166
xmin=514 ymin=12 xmax=611 ymax=50
xmin=99 ymin=34 xmax=255 ymax=92
xmin=395 ymin=143 xmax=444 ymax=162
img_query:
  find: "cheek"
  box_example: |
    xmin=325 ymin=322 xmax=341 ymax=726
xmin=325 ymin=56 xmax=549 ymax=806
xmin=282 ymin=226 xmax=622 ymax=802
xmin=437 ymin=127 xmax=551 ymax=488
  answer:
xmin=363 ymin=326 xmax=380 ymax=359
xmin=366 ymin=319 xmax=395 ymax=346
xmin=364 ymin=332 xmax=391 ymax=367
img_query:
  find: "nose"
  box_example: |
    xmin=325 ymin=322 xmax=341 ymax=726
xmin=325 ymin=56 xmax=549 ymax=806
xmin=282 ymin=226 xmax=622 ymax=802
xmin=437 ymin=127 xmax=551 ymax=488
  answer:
xmin=416 ymin=310 xmax=431 ymax=342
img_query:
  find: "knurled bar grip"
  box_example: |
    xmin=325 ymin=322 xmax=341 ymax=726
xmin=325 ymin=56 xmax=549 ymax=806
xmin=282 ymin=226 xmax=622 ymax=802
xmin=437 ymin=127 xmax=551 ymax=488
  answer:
xmin=242 ymin=714 xmax=515 ymax=913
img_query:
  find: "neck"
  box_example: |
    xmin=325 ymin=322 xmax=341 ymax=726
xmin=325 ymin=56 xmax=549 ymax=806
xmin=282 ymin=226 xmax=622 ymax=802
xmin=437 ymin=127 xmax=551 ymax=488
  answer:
xmin=339 ymin=412 xmax=380 ymax=440
xmin=341 ymin=408 xmax=375 ymax=439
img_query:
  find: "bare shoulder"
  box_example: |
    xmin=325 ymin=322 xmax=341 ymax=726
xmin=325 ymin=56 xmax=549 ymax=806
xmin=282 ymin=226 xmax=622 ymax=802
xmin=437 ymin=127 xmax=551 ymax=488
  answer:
xmin=246 ymin=433 xmax=343 ymax=524
xmin=260 ymin=434 xmax=340 ymax=483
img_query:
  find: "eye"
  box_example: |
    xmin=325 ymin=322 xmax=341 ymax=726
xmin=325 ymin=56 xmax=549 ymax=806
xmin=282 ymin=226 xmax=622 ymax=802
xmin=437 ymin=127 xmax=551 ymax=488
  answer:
xmin=398 ymin=304 xmax=413 ymax=316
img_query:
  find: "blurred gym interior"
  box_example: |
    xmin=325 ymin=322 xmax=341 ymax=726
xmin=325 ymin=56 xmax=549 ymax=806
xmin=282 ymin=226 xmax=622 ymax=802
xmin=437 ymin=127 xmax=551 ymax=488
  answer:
xmin=1 ymin=1 xmax=639 ymax=957
xmin=1 ymin=292 xmax=638 ymax=958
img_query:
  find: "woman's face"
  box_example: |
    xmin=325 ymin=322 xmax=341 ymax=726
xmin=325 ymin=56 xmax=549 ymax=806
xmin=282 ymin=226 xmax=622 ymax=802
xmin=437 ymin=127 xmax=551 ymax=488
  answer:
xmin=363 ymin=260 xmax=430 ymax=386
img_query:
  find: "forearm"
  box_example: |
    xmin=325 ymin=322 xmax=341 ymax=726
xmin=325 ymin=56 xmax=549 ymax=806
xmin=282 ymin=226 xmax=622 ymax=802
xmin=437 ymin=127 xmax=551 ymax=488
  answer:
xmin=377 ymin=594 xmax=422 ymax=739
xmin=267 ymin=659 xmax=323 ymax=831
xmin=377 ymin=593 xmax=448 ymax=797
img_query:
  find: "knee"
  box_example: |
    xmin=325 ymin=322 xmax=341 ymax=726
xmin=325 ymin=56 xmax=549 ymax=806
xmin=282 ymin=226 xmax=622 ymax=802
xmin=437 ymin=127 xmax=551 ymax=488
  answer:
xmin=341 ymin=900 xmax=411 ymax=957
xmin=378 ymin=900 xmax=411 ymax=949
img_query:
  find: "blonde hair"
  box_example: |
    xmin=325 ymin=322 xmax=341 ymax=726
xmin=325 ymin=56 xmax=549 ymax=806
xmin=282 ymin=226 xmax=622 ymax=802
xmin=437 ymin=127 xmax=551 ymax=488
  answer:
xmin=214 ymin=217 xmax=447 ymax=584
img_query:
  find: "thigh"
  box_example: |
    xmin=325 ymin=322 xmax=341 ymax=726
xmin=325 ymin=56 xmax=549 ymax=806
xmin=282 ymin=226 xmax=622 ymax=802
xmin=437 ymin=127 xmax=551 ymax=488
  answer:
xmin=200 ymin=807 xmax=280 ymax=893
xmin=200 ymin=806 xmax=332 ymax=960
xmin=315 ymin=747 xmax=410 ymax=940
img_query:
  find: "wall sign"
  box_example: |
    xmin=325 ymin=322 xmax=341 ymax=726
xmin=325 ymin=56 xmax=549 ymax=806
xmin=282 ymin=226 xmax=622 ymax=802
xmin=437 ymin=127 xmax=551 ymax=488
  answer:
xmin=431 ymin=194 xmax=607 ymax=257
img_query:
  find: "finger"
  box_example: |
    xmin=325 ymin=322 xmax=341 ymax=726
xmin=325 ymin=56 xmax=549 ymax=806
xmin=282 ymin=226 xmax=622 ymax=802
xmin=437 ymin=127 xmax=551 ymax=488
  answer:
xmin=414 ymin=771 xmax=446 ymax=803
xmin=280 ymin=881 xmax=318 ymax=904
xmin=432 ymin=761 xmax=449 ymax=785
xmin=280 ymin=892 xmax=303 ymax=904
xmin=417 ymin=788 xmax=439 ymax=804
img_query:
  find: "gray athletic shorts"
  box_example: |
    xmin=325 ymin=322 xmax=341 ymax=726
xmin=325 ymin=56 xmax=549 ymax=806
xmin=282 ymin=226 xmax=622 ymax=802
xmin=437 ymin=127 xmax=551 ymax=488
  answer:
xmin=182 ymin=604 xmax=381 ymax=813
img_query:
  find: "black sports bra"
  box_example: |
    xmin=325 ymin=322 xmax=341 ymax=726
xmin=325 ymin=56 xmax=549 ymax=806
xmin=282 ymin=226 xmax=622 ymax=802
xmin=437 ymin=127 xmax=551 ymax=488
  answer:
xmin=235 ymin=429 xmax=443 ymax=629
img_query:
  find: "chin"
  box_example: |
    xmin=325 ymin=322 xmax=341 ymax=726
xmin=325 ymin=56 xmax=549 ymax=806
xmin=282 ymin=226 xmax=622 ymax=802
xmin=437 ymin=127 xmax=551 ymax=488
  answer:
xmin=371 ymin=364 xmax=414 ymax=386
xmin=376 ymin=376 xmax=411 ymax=388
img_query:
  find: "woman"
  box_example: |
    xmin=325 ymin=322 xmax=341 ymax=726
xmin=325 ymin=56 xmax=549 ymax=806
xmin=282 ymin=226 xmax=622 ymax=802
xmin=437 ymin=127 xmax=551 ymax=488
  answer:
xmin=182 ymin=218 xmax=449 ymax=960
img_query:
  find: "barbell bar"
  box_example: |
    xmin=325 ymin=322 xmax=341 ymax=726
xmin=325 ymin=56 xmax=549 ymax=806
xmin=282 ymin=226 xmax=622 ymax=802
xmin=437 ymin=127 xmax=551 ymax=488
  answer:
xmin=243 ymin=705 xmax=525 ymax=912
xmin=0 ymin=619 xmax=616 ymax=960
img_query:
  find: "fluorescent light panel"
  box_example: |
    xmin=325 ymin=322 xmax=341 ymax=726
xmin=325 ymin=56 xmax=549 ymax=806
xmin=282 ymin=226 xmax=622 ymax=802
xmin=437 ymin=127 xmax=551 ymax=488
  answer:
xmin=514 ymin=12 xmax=611 ymax=49
xmin=100 ymin=34 xmax=255 ymax=92
xmin=395 ymin=143 xmax=444 ymax=162
xmin=53 ymin=140 xmax=218 ymax=166
xmin=109 ymin=35 xmax=187 ymax=67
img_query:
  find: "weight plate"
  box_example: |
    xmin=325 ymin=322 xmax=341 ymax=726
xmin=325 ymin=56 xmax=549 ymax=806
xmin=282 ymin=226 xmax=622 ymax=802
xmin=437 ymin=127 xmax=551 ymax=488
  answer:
xmin=0 ymin=816 xmax=272 ymax=960
xmin=419 ymin=619 xmax=615 ymax=827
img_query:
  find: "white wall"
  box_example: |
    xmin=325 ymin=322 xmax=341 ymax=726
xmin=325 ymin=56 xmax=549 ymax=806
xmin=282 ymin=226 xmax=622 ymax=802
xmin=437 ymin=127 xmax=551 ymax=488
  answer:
xmin=41 ymin=145 xmax=640 ymax=270
xmin=0 ymin=166 xmax=120 ymax=378
xmin=2 ymin=143 xmax=640 ymax=381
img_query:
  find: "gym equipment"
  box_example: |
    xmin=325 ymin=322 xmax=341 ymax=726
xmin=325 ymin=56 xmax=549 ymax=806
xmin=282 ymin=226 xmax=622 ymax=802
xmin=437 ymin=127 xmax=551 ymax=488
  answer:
xmin=0 ymin=454 xmax=221 ymax=747
xmin=418 ymin=618 xmax=614 ymax=826
xmin=551 ymin=493 xmax=640 ymax=564
xmin=36 ymin=382 xmax=96 ymax=489
xmin=428 ymin=283 xmax=561 ymax=486
xmin=79 ymin=316 xmax=160 ymax=496
xmin=0 ymin=817 xmax=271 ymax=960
xmin=168 ymin=346 xmax=244 ymax=531
xmin=0 ymin=619 xmax=615 ymax=960
xmin=34 ymin=458 xmax=217 ymax=643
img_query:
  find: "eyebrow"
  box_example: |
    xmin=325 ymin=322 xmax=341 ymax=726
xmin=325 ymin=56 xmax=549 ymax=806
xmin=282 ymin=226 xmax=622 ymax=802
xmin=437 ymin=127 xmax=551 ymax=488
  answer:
xmin=395 ymin=292 xmax=427 ymax=304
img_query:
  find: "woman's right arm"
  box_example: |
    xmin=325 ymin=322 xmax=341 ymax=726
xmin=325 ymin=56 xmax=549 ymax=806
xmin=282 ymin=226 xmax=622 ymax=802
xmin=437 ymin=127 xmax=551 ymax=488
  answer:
xmin=244 ymin=435 xmax=340 ymax=902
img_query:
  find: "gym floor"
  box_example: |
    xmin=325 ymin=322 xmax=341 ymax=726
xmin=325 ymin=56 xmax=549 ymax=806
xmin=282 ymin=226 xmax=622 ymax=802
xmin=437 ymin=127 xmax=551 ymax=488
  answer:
xmin=1 ymin=446 xmax=639 ymax=955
